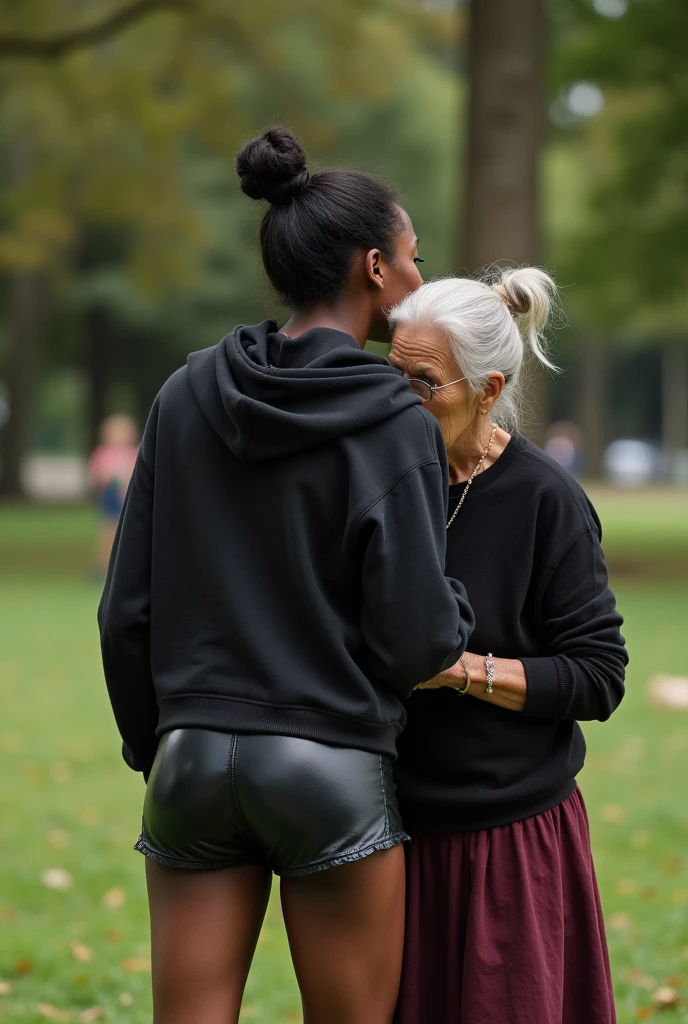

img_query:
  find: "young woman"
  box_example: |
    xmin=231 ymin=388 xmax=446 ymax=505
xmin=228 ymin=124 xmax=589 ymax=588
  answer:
xmin=388 ymin=268 xmax=627 ymax=1024
xmin=98 ymin=127 xmax=473 ymax=1024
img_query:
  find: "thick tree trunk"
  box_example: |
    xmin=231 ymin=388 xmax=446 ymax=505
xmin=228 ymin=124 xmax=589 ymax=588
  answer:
xmin=0 ymin=272 xmax=51 ymax=498
xmin=578 ymin=339 xmax=607 ymax=478
xmin=662 ymin=343 xmax=688 ymax=475
xmin=462 ymin=0 xmax=547 ymax=445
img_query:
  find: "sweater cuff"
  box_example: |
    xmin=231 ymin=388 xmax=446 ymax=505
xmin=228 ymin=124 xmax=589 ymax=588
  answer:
xmin=520 ymin=656 xmax=572 ymax=719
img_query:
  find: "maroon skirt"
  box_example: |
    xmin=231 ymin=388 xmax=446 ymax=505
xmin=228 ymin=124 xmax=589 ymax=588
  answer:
xmin=395 ymin=788 xmax=615 ymax=1024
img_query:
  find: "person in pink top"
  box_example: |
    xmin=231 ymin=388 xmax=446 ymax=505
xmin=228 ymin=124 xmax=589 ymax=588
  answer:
xmin=89 ymin=414 xmax=138 ymax=576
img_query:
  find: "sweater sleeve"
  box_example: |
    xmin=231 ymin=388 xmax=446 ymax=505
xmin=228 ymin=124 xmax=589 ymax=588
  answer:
xmin=521 ymin=524 xmax=627 ymax=722
xmin=358 ymin=460 xmax=474 ymax=700
xmin=97 ymin=451 xmax=159 ymax=778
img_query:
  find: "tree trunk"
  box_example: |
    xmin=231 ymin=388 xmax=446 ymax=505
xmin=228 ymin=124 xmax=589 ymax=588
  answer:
xmin=0 ymin=272 xmax=51 ymax=498
xmin=85 ymin=306 xmax=113 ymax=453
xmin=462 ymin=0 xmax=547 ymax=445
xmin=662 ymin=343 xmax=688 ymax=475
xmin=578 ymin=339 xmax=607 ymax=478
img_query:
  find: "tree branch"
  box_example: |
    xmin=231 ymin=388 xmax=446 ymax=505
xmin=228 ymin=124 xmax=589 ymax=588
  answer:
xmin=0 ymin=0 xmax=189 ymax=60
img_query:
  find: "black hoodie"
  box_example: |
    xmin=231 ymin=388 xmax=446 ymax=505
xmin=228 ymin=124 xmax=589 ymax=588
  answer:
xmin=98 ymin=321 xmax=473 ymax=777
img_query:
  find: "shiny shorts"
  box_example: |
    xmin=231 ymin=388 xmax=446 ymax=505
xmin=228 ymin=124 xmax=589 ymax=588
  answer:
xmin=135 ymin=729 xmax=409 ymax=877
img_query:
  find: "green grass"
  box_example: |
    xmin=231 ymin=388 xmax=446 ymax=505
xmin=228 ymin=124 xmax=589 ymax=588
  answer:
xmin=1 ymin=501 xmax=688 ymax=1022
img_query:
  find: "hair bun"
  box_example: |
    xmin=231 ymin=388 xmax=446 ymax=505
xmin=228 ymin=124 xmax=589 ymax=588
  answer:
xmin=236 ymin=126 xmax=310 ymax=206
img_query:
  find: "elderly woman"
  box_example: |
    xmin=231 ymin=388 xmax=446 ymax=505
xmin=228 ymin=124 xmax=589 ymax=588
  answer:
xmin=388 ymin=268 xmax=627 ymax=1024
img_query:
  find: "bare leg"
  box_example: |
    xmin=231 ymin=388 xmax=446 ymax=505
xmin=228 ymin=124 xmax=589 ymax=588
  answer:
xmin=281 ymin=846 xmax=406 ymax=1024
xmin=146 ymin=861 xmax=271 ymax=1024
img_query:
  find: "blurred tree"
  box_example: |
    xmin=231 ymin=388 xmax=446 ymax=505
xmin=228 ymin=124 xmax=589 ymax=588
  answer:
xmin=0 ymin=0 xmax=457 ymax=494
xmin=462 ymin=0 xmax=548 ymax=444
xmin=553 ymin=0 xmax=688 ymax=469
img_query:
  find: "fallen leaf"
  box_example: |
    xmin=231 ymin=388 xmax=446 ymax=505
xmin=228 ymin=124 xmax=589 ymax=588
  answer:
xmin=103 ymin=889 xmax=125 ymax=910
xmin=642 ymin=886 xmax=658 ymax=901
xmin=666 ymin=977 xmax=683 ymax=988
xmin=48 ymin=829 xmax=71 ymax=850
xmin=608 ymin=912 xmax=632 ymax=931
xmin=121 ymin=957 xmax=151 ymax=973
xmin=664 ymin=857 xmax=684 ymax=874
xmin=73 ymin=976 xmax=87 ymax=988
xmin=653 ymin=986 xmax=680 ymax=1009
xmin=70 ymin=942 xmax=94 ymax=964
xmin=648 ymin=675 xmax=688 ymax=710
xmin=0 ymin=906 xmax=17 ymax=920
xmin=0 ymin=981 xmax=12 ymax=995
xmin=81 ymin=808 xmax=101 ymax=826
xmin=285 ymin=1014 xmax=302 ymax=1022
xmin=50 ymin=761 xmax=73 ymax=783
xmin=36 ymin=1004 xmax=71 ymax=1021
xmin=616 ymin=877 xmax=637 ymax=896
xmin=673 ymin=890 xmax=688 ymax=906
xmin=15 ymin=960 xmax=33 ymax=974
xmin=600 ymin=803 xmax=626 ymax=824
xmin=0 ymin=732 xmax=22 ymax=752
xmin=240 ymin=1009 xmax=258 ymax=1019
xmin=635 ymin=1010 xmax=654 ymax=1020
xmin=118 ymin=994 xmax=134 ymax=1008
xmin=104 ymin=929 xmax=122 ymax=942
xmin=78 ymin=1009 xmax=105 ymax=1022
xmin=42 ymin=868 xmax=73 ymax=891
xmin=627 ymin=970 xmax=657 ymax=990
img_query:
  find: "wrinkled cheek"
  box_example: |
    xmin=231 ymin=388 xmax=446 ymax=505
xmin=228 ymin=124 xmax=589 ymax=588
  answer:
xmin=439 ymin=408 xmax=471 ymax=449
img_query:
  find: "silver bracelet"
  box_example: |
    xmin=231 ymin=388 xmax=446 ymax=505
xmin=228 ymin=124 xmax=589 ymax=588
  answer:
xmin=455 ymin=655 xmax=471 ymax=695
xmin=485 ymin=653 xmax=495 ymax=695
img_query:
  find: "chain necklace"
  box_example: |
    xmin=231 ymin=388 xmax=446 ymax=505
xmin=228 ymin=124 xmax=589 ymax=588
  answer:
xmin=446 ymin=424 xmax=497 ymax=530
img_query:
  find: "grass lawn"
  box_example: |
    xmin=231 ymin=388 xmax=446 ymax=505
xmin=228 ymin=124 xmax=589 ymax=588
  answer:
xmin=1 ymin=499 xmax=688 ymax=1022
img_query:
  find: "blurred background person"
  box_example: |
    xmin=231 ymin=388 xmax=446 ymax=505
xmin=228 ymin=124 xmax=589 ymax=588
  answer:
xmin=89 ymin=414 xmax=138 ymax=577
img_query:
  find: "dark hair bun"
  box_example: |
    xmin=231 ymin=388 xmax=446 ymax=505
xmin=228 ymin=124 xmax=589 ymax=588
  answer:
xmin=236 ymin=126 xmax=310 ymax=206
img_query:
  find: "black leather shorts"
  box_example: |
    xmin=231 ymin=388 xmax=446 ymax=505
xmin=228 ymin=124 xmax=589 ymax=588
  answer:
xmin=135 ymin=729 xmax=409 ymax=876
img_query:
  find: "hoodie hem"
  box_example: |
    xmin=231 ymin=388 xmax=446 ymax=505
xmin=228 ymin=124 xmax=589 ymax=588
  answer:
xmin=156 ymin=694 xmax=402 ymax=760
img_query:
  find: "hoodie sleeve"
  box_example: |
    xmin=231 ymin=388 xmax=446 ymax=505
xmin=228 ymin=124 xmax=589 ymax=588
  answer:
xmin=357 ymin=458 xmax=474 ymax=700
xmin=97 ymin=444 xmax=159 ymax=779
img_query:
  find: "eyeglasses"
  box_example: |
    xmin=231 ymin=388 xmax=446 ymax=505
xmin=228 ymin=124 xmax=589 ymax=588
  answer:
xmin=406 ymin=376 xmax=467 ymax=402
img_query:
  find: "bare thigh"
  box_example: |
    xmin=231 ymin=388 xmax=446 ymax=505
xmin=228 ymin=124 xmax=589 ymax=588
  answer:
xmin=146 ymin=860 xmax=271 ymax=1024
xmin=281 ymin=845 xmax=406 ymax=1024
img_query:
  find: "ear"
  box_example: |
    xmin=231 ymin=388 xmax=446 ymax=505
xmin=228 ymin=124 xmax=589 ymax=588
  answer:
xmin=365 ymin=248 xmax=385 ymax=290
xmin=480 ymin=372 xmax=505 ymax=413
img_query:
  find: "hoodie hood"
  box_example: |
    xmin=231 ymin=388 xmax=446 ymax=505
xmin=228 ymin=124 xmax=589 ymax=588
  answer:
xmin=187 ymin=319 xmax=420 ymax=461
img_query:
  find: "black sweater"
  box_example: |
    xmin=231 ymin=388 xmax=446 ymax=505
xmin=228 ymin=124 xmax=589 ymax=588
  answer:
xmin=395 ymin=433 xmax=628 ymax=833
xmin=98 ymin=321 xmax=473 ymax=778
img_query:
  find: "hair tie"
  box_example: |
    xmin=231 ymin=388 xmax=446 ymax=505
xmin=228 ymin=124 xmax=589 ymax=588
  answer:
xmin=492 ymin=284 xmax=517 ymax=317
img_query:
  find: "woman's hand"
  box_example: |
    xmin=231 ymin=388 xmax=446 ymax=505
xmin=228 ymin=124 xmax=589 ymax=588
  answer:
xmin=416 ymin=652 xmax=528 ymax=712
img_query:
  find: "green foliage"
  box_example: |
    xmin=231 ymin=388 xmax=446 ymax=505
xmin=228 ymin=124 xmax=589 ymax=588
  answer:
xmin=549 ymin=0 xmax=688 ymax=332
xmin=0 ymin=0 xmax=462 ymax=436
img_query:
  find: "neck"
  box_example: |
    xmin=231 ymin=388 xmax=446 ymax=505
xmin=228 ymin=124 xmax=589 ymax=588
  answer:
xmin=282 ymin=299 xmax=377 ymax=350
xmin=447 ymin=419 xmax=509 ymax=485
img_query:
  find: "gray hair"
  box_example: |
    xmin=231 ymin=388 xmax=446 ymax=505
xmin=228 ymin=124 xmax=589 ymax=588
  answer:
xmin=388 ymin=267 xmax=559 ymax=431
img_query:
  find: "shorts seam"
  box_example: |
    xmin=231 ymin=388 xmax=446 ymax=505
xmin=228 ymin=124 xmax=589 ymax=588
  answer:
xmin=379 ymin=754 xmax=390 ymax=839
xmin=226 ymin=733 xmax=252 ymax=839
xmin=277 ymin=832 xmax=410 ymax=878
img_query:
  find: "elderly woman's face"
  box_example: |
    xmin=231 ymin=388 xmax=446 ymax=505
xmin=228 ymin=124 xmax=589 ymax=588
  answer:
xmin=390 ymin=325 xmax=477 ymax=448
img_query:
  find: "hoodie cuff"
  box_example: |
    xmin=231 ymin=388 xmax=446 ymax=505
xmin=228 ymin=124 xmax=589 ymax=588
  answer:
xmin=520 ymin=656 xmax=571 ymax=719
xmin=122 ymin=741 xmax=158 ymax=780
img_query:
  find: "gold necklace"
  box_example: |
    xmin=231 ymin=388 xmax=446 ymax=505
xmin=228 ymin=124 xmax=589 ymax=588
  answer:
xmin=446 ymin=424 xmax=497 ymax=530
